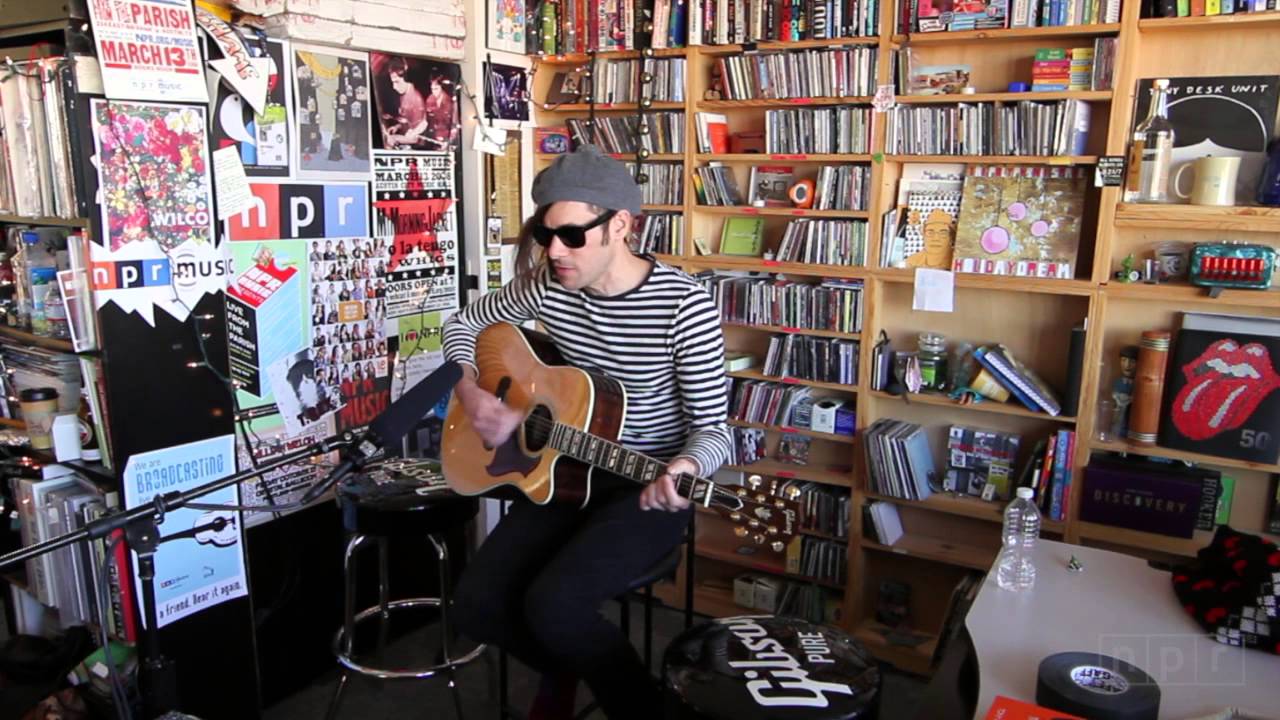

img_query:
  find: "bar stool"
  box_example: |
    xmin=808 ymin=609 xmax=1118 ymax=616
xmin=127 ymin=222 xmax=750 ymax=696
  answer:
xmin=325 ymin=459 xmax=486 ymax=720
xmin=663 ymin=615 xmax=881 ymax=720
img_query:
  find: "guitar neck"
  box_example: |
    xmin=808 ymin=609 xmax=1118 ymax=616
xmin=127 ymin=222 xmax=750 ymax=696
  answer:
xmin=548 ymin=421 xmax=739 ymax=511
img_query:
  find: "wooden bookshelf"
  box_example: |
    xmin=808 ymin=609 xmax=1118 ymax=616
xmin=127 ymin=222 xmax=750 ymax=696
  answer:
xmin=894 ymin=90 xmax=1112 ymax=104
xmin=534 ymin=47 xmax=691 ymax=64
xmin=727 ymin=419 xmax=857 ymax=445
xmin=697 ymin=96 xmax=874 ymax=110
xmin=1137 ymin=12 xmax=1280 ymax=31
xmin=0 ymin=214 xmax=88 ymax=227
xmin=693 ymin=205 xmax=870 ymax=219
xmin=686 ymin=256 xmax=868 ymax=279
xmin=862 ymin=535 xmax=996 ymax=571
xmin=696 ymin=153 xmax=875 ymax=162
xmin=723 ymin=460 xmax=853 ymax=488
xmin=723 ymin=321 xmax=861 ymax=340
xmin=853 ymin=620 xmax=939 ymax=676
xmin=883 ymin=154 xmax=1101 ymax=165
xmin=891 ymin=23 xmax=1122 ymax=45
xmin=694 ymin=542 xmax=845 ymax=590
xmin=642 ymin=204 xmax=683 ymax=212
xmin=728 ymin=368 xmax=857 ymax=394
xmin=1102 ymin=281 xmax=1280 ymax=309
xmin=540 ymin=101 xmax=685 ymax=112
xmin=1113 ymin=203 xmax=1280 ymax=232
xmin=697 ymin=36 xmax=882 ymax=55
xmin=536 ymin=152 xmax=685 ymax=162
xmin=868 ymin=389 xmax=1077 ymax=423
xmin=1090 ymin=439 xmax=1280 ymax=474
xmin=0 ymin=325 xmax=75 ymax=353
xmin=874 ymin=269 xmax=1098 ymax=296
xmin=863 ymin=490 xmax=1068 ymax=533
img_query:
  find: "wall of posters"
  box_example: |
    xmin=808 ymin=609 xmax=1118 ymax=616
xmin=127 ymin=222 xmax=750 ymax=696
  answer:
xmin=210 ymin=37 xmax=291 ymax=177
xmin=87 ymin=0 xmax=207 ymax=103
xmin=89 ymin=100 xmax=233 ymax=325
xmin=291 ymin=44 xmax=372 ymax=180
xmin=123 ymin=434 xmax=246 ymax=629
xmin=370 ymin=52 xmax=461 ymax=154
xmin=372 ymin=152 xmax=459 ymax=318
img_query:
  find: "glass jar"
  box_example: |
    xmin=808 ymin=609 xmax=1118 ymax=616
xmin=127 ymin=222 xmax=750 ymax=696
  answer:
xmin=917 ymin=332 xmax=949 ymax=391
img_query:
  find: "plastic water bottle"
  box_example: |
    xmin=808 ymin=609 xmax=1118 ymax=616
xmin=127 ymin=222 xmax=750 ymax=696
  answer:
xmin=996 ymin=487 xmax=1040 ymax=591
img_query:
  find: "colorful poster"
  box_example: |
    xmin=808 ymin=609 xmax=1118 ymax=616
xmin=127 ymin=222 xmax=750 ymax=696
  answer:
xmin=370 ymin=53 xmax=461 ymax=154
xmin=225 ymin=181 xmax=369 ymax=241
xmin=389 ymin=311 xmax=449 ymax=402
xmin=488 ymin=0 xmax=526 ymax=53
xmin=486 ymin=63 xmax=530 ymax=122
xmin=87 ymin=0 xmax=207 ymax=103
xmin=210 ymin=37 xmax=291 ymax=178
xmin=291 ymin=44 xmax=372 ymax=181
xmin=309 ymin=236 xmax=390 ymax=435
xmin=89 ymin=100 xmax=232 ymax=324
xmin=234 ymin=413 xmax=333 ymax=529
xmin=225 ymin=239 xmax=309 ymax=408
xmin=372 ymin=152 xmax=459 ymax=318
xmin=266 ymin=348 xmax=344 ymax=438
xmin=123 ymin=435 xmax=246 ymax=629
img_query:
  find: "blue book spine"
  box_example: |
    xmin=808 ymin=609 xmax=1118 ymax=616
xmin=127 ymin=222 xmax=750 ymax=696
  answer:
xmin=1050 ymin=429 xmax=1068 ymax=521
xmin=974 ymin=347 xmax=1043 ymax=414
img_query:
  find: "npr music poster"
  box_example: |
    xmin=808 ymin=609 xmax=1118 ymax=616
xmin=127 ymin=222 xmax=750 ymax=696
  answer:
xmin=88 ymin=0 xmax=207 ymax=103
xmin=373 ymin=152 xmax=459 ymax=319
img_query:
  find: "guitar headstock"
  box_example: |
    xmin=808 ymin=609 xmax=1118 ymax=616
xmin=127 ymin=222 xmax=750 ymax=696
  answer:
xmin=713 ymin=474 xmax=801 ymax=553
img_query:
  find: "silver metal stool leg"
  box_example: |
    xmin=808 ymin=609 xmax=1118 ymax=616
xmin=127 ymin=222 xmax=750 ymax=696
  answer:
xmin=326 ymin=533 xmax=372 ymax=720
xmin=377 ymin=536 xmax=391 ymax=653
xmin=430 ymin=534 xmax=466 ymax=720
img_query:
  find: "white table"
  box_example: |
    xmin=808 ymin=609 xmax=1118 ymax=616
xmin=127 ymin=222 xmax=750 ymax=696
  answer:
xmin=966 ymin=540 xmax=1280 ymax=719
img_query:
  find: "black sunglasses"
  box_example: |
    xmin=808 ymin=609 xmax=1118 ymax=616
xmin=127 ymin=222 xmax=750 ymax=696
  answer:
xmin=532 ymin=209 xmax=617 ymax=249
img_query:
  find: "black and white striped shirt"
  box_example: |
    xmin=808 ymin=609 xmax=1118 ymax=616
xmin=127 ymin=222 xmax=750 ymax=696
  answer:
xmin=442 ymin=259 xmax=732 ymax=476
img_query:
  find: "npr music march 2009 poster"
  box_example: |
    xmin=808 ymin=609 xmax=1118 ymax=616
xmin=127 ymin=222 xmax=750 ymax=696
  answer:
xmin=372 ymin=152 xmax=459 ymax=319
xmin=88 ymin=0 xmax=207 ymax=103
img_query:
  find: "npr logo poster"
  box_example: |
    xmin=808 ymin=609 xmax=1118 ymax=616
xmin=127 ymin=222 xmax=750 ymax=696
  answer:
xmin=227 ymin=182 xmax=369 ymax=241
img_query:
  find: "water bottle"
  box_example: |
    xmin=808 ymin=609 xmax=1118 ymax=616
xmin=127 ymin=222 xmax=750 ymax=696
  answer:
xmin=996 ymin=487 xmax=1040 ymax=591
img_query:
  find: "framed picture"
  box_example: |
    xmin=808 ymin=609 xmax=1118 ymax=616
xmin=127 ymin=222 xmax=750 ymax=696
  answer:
xmin=486 ymin=135 xmax=523 ymax=241
xmin=291 ymin=44 xmax=372 ymax=181
xmin=370 ymin=52 xmax=461 ymax=154
xmin=487 ymin=0 xmax=526 ymax=53
xmin=485 ymin=62 xmax=530 ymax=123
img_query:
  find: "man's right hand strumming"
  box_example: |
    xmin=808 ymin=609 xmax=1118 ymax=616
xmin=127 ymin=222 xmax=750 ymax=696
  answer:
xmin=455 ymin=373 xmax=523 ymax=448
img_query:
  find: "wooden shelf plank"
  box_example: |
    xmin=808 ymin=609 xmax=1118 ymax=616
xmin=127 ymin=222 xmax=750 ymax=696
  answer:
xmin=651 ymin=253 xmax=682 ymax=264
xmin=724 ymin=321 xmax=862 ymax=340
xmin=893 ymin=23 xmax=1121 ymax=45
xmin=728 ymin=368 xmax=857 ymax=394
xmin=695 ymin=544 xmax=846 ymax=589
xmin=642 ymin=204 xmax=683 ymax=212
xmin=698 ymin=96 xmax=873 ymax=110
xmin=534 ymin=47 xmax=691 ymax=64
xmin=874 ymin=268 xmax=1096 ymax=296
xmin=884 ymin=154 xmax=1100 ymax=165
xmin=862 ymin=490 xmax=1068 ymax=533
xmin=540 ymin=101 xmax=685 ymax=112
xmin=694 ymin=205 xmax=870 ymax=219
xmin=1138 ymin=13 xmax=1280 ymax=31
xmin=696 ymin=153 xmax=874 ymax=162
xmin=862 ymin=534 xmax=996 ymax=571
xmin=853 ymin=621 xmax=939 ymax=676
xmin=1090 ymin=439 xmax=1280 ymax=474
xmin=536 ymin=152 xmax=685 ymax=162
xmin=723 ymin=460 xmax=853 ymax=487
xmin=728 ymin=419 xmax=856 ymax=445
xmin=698 ymin=36 xmax=882 ymax=54
xmin=867 ymin=389 xmax=1076 ymax=423
xmin=0 ymin=214 xmax=88 ymax=227
xmin=895 ymin=90 xmax=1112 ymax=104
xmin=0 ymin=325 xmax=75 ymax=353
xmin=1113 ymin=203 xmax=1280 ymax=233
xmin=1102 ymin=280 xmax=1280 ymax=309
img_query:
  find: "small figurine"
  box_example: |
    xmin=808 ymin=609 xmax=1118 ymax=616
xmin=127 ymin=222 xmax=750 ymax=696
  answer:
xmin=1115 ymin=253 xmax=1141 ymax=283
xmin=1067 ymin=554 xmax=1084 ymax=573
xmin=1110 ymin=345 xmax=1139 ymax=439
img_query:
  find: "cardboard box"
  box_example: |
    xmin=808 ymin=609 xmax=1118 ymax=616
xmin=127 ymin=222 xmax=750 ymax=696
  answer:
xmin=753 ymin=577 xmax=781 ymax=613
xmin=733 ymin=574 xmax=757 ymax=609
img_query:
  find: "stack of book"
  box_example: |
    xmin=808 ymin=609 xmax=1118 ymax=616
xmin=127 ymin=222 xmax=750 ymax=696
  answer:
xmin=786 ymin=536 xmax=848 ymax=584
xmin=632 ymin=213 xmax=684 ymax=255
xmin=694 ymin=164 xmax=744 ymax=206
xmin=729 ymin=378 xmax=814 ymax=427
xmin=700 ymin=273 xmax=865 ymax=333
xmin=973 ymin=345 xmax=1063 ymax=416
xmin=1023 ymin=429 xmax=1076 ymax=522
xmin=0 ymin=58 xmax=82 ymax=220
xmin=1148 ymin=0 xmax=1280 ymax=18
xmin=776 ymin=219 xmax=868 ymax=265
xmin=763 ymin=333 xmax=860 ymax=384
xmin=865 ymin=500 xmax=905 ymax=544
xmin=715 ymin=47 xmax=878 ymax=100
xmin=695 ymin=112 xmax=730 ymax=153
xmin=765 ymin=107 xmax=872 ymax=155
xmin=625 ymin=162 xmax=684 ymax=205
xmin=884 ymin=99 xmax=1091 ymax=156
xmin=863 ymin=418 xmax=936 ymax=500
xmin=588 ymin=58 xmax=686 ymax=104
xmin=814 ymin=165 xmax=872 ymax=211
xmin=1031 ymin=47 xmax=1093 ymax=92
xmin=899 ymin=0 xmax=1121 ymax=33
xmin=695 ymin=0 xmax=881 ymax=44
xmin=564 ymin=113 xmax=684 ymax=154
xmin=785 ymin=481 xmax=852 ymax=538
xmin=776 ymin=582 xmax=843 ymax=625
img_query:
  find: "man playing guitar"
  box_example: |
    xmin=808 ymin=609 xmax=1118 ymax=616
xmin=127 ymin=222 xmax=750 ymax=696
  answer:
xmin=443 ymin=146 xmax=732 ymax=720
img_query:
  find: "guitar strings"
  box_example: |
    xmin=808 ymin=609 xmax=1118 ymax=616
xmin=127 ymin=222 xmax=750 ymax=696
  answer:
xmin=516 ymin=412 xmax=774 ymax=513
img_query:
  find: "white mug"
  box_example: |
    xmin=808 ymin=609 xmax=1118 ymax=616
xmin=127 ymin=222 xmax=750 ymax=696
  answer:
xmin=1174 ymin=156 xmax=1241 ymax=206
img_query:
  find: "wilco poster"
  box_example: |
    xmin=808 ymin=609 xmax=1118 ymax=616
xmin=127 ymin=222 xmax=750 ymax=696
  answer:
xmin=89 ymin=100 xmax=232 ymax=325
xmin=87 ymin=0 xmax=207 ymax=103
xmin=123 ymin=435 xmax=246 ymax=628
xmin=372 ymin=152 xmax=459 ymax=318
xmin=210 ymin=37 xmax=291 ymax=178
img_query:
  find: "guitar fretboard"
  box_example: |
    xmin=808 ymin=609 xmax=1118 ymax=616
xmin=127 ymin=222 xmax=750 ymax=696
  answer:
xmin=547 ymin=422 xmax=741 ymax=511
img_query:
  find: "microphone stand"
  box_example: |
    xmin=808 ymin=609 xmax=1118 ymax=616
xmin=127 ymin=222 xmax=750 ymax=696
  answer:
xmin=0 ymin=431 xmax=367 ymax=718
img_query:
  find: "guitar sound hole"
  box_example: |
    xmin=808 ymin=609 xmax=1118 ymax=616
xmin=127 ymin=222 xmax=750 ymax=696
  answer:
xmin=524 ymin=405 xmax=553 ymax=451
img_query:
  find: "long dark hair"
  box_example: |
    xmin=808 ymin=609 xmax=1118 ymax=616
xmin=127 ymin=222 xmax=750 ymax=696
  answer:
xmin=513 ymin=205 xmax=550 ymax=280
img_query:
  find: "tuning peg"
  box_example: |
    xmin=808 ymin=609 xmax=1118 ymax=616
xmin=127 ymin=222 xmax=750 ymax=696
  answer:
xmin=734 ymin=526 xmax=748 ymax=538
xmin=747 ymin=475 xmax=762 ymax=490
xmin=752 ymin=533 xmax=765 ymax=545
xmin=785 ymin=485 xmax=802 ymax=500
xmin=748 ymin=519 xmax=760 ymax=529
xmin=729 ymin=512 xmax=743 ymax=522
xmin=771 ymin=541 xmax=786 ymax=553
xmin=774 ymin=499 xmax=786 ymax=509
xmin=767 ymin=479 xmax=779 ymax=495
xmin=735 ymin=487 xmax=748 ymax=497
xmin=766 ymin=526 xmax=779 ymax=536
xmin=755 ymin=494 xmax=767 ymax=504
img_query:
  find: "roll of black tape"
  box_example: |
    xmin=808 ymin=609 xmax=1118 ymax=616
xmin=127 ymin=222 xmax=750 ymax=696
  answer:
xmin=1036 ymin=652 xmax=1160 ymax=720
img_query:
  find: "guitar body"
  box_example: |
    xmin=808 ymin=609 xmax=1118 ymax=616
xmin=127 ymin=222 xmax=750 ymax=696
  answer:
xmin=441 ymin=323 xmax=627 ymax=508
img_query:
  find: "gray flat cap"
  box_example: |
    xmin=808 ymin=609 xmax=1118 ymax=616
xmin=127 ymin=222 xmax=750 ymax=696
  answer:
xmin=531 ymin=144 xmax=642 ymax=216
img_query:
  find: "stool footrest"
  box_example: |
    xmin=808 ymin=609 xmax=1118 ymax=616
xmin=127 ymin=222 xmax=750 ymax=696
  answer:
xmin=332 ymin=597 xmax=485 ymax=680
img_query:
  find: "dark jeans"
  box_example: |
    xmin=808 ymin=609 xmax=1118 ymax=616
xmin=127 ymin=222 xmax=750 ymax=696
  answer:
xmin=452 ymin=477 xmax=689 ymax=720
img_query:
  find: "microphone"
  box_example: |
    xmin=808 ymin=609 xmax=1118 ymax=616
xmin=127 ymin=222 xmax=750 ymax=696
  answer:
xmin=300 ymin=361 xmax=463 ymax=504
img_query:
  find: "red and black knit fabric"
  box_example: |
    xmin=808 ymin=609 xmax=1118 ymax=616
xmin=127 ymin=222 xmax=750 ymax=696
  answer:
xmin=1172 ymin=525 xmax=1280 ymax=655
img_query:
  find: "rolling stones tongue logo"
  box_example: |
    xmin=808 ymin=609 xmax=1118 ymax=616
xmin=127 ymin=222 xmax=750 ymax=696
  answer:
xmin=1172 ymin=339 xmax=1280 ymax=440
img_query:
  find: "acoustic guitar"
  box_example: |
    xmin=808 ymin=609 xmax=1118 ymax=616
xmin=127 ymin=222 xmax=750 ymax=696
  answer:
xmin=441 ymin=322 xmax=799 ymax=551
